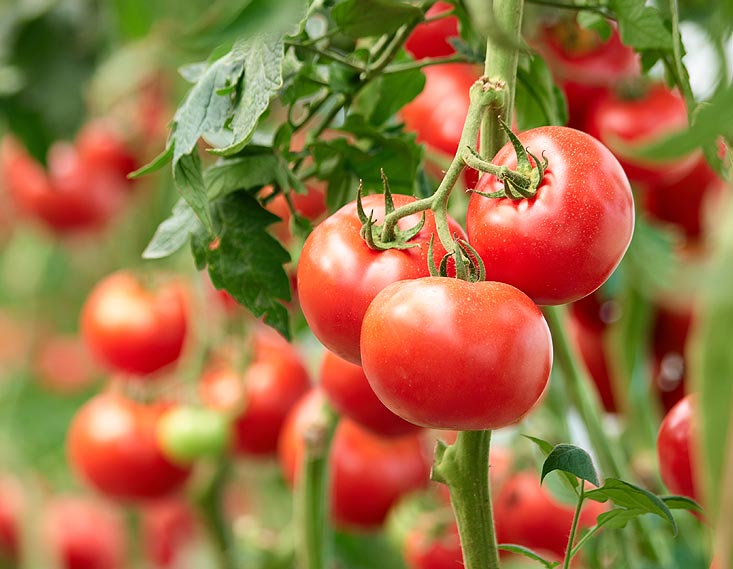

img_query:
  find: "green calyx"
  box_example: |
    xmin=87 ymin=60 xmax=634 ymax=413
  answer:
xmin=428 ymin=234 xmax=486 ymax=283
xmin=466 ymin=120 xmax=548 ymax=200
xmin=358 ymin=170 xmax=426 ymax=251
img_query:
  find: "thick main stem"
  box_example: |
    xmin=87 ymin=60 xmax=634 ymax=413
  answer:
xmin=432 ymin=431 xmax=501 ymax=569
xmin=195 ymin=461 xmax=238 ymax=569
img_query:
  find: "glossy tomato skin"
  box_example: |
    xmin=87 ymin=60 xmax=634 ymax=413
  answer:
xmin=657 ymin=394 xmax=697 ymax=500
xmin=68 ymin=393 xmax=191 ymax=501
xmin=298 ymin=193 xmax=464 ymax=364
xmin=494 ymin=472 xmax=604 ymax=560
xmin=320 ymin=349 xmax=420 ymax=438
xmin=466 ymin=126 xmax=634 ymax=305
xmin=584 ymin=84 xmax=697 ymax=187
xmin=43 ymin=496 xmax=126 ymax=569
xmin=81 ymin=272 xmax=188 ymax=376
xmin=200 ymin=327 xmax=311 ymax=456
xmin=401 ymin=64 xmax=477 ymax=157
xmin=404 ymin=521 xmax=463 ymax=569
xmin=361 ymin=277 xmax=552 ymax=430
xmin=405 ymin=2 xmax=459 ymax=60
xmin=279 ymin=391 xmax=431 ymax=529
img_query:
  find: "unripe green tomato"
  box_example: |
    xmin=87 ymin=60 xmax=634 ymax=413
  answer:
xmin=156 ymin=406 xmax=230 ymax=465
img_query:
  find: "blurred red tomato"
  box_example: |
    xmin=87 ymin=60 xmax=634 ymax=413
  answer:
xmin=405 ymin=2 xmax=459 ymax=60
xmin=0 ymin=477 xmax=22 ymax=561
xmin=263 ymin=183 xmax=328 ymax=245
xmin=404 ymin=518 xmax=463 ymax=569
xmin=76 ymin=121 xmax=137 ymax=185
xmin=141 ymin=499 xmax=197 ymax=568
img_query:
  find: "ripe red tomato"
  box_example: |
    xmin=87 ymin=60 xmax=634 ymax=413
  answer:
xmin=141 ymin=499 xmax=197 ymax=568
xmin=81 ymin=271 xmax=188 ymax=376
xmin=405 ymin=2 xmax=459 ymax=60
xmin=360 ymin=277 xmax=552 ymax=430
xmin=68 ymin=392 xmax=191 ymax=501
xmin=534 ymin=20 xmax=639 ymax=129
xmin=584 ymin=83 xmax=698 ymax=187
xmin=404 ymin=518 xmax=463 ymax=569
xmin=297 ymin=193 xmax=464 ymax=364
xmin=43 ymin=496 xmax=126 ymax=569
xmin=401 ymin=64 xmax=477 ymax=157
xmin=279 ymin=390 xmax=431 ymax=529
xmin=320 ymin=349 xmax=420 ymax=438
xmin=199 ymin=326 xmax=311 ymax=456
xmin=466 ymin=126 xmax=634 ymax=305
xmin=76 ymin=120 xmax=137 ymax=185
xmin=657 ymin=394 xmax=697 ymax=500
xmin=33 ymin=334 xmax=98 ymax=394
xmin=0 ymin=476 xmax=22 ymax=561
xmin=494 ymin=471 xmax=604 ymax=560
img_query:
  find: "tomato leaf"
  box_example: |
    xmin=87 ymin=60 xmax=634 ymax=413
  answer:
xmin=142 ymin=199 xmax=202 ymax=260
xmin=205 ymin=153 xmax=282 ymax=200
xmin=661 ymin=495 xmax=704 ymax=514
xmin=212 ymin=35 xmax=286 ymax=156
xmin=333 ymin=531 xmax=407 ymax=569
xmin=576 ymin=12 xmax=612 ymax=41
xmin=610 ymin=0 xmax=673 ymax=51
xmin=358 ymin=66 xmax=426 ymax=126
xmin=584 ymin=478 xmax=677 ymax=534
xmin=523 ymin=435 xmax=580 ymax=494
xmin=200 ymin=191 xmax=292 ymax=338
xmin=541 ymin=443 xmax=600 ymax=487
xmin=595 ymin=508 xmax=647 ymax=530
xmin=516 ymin=54 xmax=568 ymax=129
xmin=497 ymin=545 xmax=559 ymax=568
xmin=332 ymin=0 xmax=421 ymax=39
xmin=173 ymin=151 xmax=214 ymax=234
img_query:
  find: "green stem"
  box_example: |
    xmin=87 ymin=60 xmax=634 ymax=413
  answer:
xmin=195 ymin=461 xmax=238 ymax=569
xmin=294 ymin=403 xmax=338 ymax=569
xmin=570 ymin=523 xmax=602 ymax=558
xmin=284 ymin=40 xmax=366 ymax=73
xmin=481 ymin=0 xmax=524 ymax=158
xmin=563 ymin=481 xmax=585 ymax=569
xmin=665 ymin=0 xmax=696 ymax=111
xmin=383 ymin=55 xmax=467 ymax=75
xmin=432 ymin=431 xmax=500 ymax=569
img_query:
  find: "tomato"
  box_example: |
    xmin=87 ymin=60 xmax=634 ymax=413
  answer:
xmin=320 ymin=349 xmax=420 ymax=438
xmin=405 ymin=2 xmax=459 ymax=60
xmin=534 ymin=20 xmax=639 ymax=129
xmin=651 ymin=307 xmax=692 ymax=413
xmin=81 ymin=271 xmax=188 ymax=376
xmin=33 ymin=334 xmax=98 ymax=394
xmin=466 ymin=126 xmax=634 ymax=305
xmin=43 ymin=496 xmax=126 ymax=569
xmin=68 ymin=392 xmax=191 ymax=501
xmin=494 ymin=471 xmax=604 ymax=560
xmin=657 ymin=394 xmax=697 ymax=500
xmin=200 ymin=326 xmax=311 ymax=456
xmin=263 ymin=183 xmax=328 ymax=245
xmin=0 ymin=477 xmax=22 ymax=561
xmin=279 ymin=390 xmax=431 ymax=528
xmin=642 ymin=154 xmax=724 ymax=242
xmin=404 ymin=519 xmax=463 ymax=569
xmin=401 ymin=64 xmax=477 ymax=157
xmin=76 ymin=120 xmax=137 ymax=185
xmin=584 ymin=83 xmax=698 ymax=187
xmin=360 ymin=277 xmax=552 ymax=430
xmin=141 ymin=499 xmax=197 ymax=568
xmin=156 ymin=406 xmax=231 ymax=464
xmin=297 ymin=193 xmax=464 ymax=364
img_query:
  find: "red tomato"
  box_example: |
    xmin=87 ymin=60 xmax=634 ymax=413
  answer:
xmin=263 ymin=183 xmax=328 ymax=245
xmin=466 ymin=126 xmax=634 ymax=305
xmin=404 ymin=519 xmax=463 ymax=569
xmin=494 ymin=471 xmax=604 ymax=560
xmin=68 ymin=392 xmax=191 ymax=501
xmin=657 ymin=394 xmax=697 ymax=500
xmin=199 ymin=326 xmax=311 ymax=456
xmin=33 ymin=334 xmax=98 ymax=394
xmin=405 ymin=2 xmax=459 ymax=59
xmin=297 ymin=193 xmax=464 ymax=364
xmin=401 ymin=64 xmax=477 ymax=157
xmin=81 ymin=272 xmax=188 ymax=376
xmin=360 ymin=277 xmax=552 ymax=430
xmin=279 ymin=390 xmax=431 ymax=529
xmin=642 ymin=154 xmax=724 ymax=242
xmin=43 ymin=496 xmax=126 ymax=569
xmin=320 ymin=349 xmax=420 ymax=438
xmin=651 ymin=307 xmax=692 ymax=413
xmin=534 ymin=20 xmax=640 ymax=129
xmin=584 ymin=83 xmax=698 ymax=187
xmin=76 ymin=120 xmax=137 ymax=185
xmin=141 ymin=499 xmax=197 ymax=568
xmin=0 ymin=477 xmax=22 ymax=561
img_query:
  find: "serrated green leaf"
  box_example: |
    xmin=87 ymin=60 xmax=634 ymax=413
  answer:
xmin=541 ymin=444 xmax=600 ymax=487
xmin=332 ymin=0 xmax=421 ymax=38
xmin=610 ymin=0 xmax=673 ymax=51
xmin=585 ymin=478 xmax=677 ymax=533
xmin=661 ymin=495 xmax=704 ymax=514
xmin=174 ymin=151 xmax=214 ymax=234
xmin=596 ymin=508 xmax=646 ymax=530
xmin=214 ymin=35 xmax=285 ymax=156
xmin=143 ymin=199 xmax=202 ymax=260
xmin=497 ymin=544 xmax=560 ymax=568
xmin=576 ymin=12 xmax=612 ymax=41
xmin=128 ymin=145 xmax=173 ymax=179
xmin=205 ymin=154 xmax=281 ymax=200
xmin=206 ymin=192 xmax=292 ymax=338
